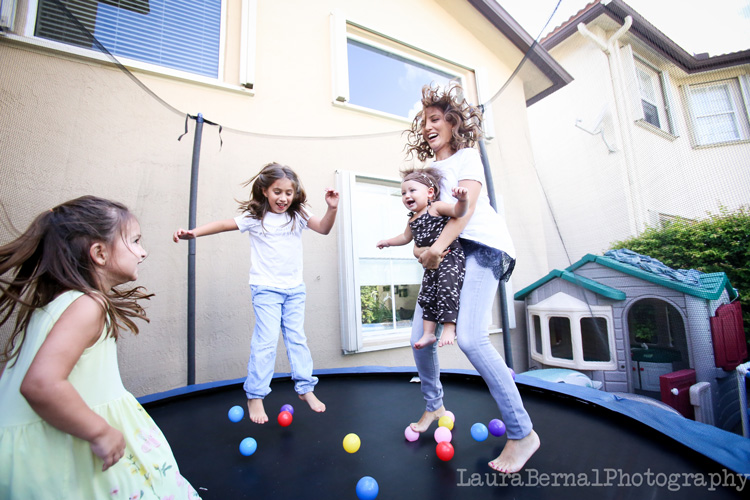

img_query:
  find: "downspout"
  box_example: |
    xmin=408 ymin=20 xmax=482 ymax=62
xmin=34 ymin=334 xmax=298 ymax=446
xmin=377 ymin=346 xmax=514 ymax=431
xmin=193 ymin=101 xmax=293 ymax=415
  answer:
xmin=577 ymin=16 xmax=646 ymax=235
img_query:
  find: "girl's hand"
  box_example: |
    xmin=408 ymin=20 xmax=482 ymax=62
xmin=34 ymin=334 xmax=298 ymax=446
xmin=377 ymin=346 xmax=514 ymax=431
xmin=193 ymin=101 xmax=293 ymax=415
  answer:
xmin=172 ymin=228 xmax=196 ymax=242
xmin=324 ymin=188 xmax=340 ymax=209
xmin=90 ymin=425 xmax=126 ymax=471
xmin=452 ymin=186 xmax=469 ymax=201
xmin=376 ymin=240 xmax=390 ymax=249
xmin=418 ymin=245 xmax=449 ymax=269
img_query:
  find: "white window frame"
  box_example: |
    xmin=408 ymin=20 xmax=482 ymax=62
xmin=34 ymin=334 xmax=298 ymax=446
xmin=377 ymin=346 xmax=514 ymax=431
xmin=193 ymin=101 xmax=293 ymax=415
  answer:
xmin=621 ymin=45 xmax=678 ymax=137
xmin=685 ymin=77 xmax=750 ymax=147
xmin=3 ymin=0 xmax=252 ymax=91
xmin=528 ymin=293 xmax=617 ymax=371
xmin=329 ymin=9 xmax=475 ymax=123
xmin=337 ymin=170 xmax=425 ymax=353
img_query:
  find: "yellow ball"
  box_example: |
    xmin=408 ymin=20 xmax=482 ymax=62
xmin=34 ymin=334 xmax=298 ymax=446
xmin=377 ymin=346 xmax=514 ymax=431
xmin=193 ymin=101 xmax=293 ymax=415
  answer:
xmin=343 ymin=433 xmax=361 ymax=453
xmin=438 ymin=415 xmax=454 ymax=431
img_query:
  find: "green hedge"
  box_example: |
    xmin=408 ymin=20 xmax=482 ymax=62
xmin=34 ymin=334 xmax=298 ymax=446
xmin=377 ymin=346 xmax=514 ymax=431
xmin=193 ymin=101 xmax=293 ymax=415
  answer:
xmin=609 ymin=206 xmax=749 ymax=346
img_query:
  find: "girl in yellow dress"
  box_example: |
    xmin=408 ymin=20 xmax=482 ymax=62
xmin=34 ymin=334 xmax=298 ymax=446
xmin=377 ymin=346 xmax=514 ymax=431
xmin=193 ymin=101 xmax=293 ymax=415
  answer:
xmin=0 ymin=196 xmax=201 ymax=499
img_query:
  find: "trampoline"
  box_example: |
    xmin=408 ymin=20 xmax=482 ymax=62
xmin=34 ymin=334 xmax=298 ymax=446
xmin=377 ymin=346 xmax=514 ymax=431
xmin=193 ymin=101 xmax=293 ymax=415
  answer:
xmin=141 ymin=368 xmax=750 ymax=499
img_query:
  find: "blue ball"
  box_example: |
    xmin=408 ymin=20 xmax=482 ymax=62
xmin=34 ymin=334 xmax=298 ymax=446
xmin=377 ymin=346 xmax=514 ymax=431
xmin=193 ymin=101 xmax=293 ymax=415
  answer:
xmin=356 ymin=476 xmax=379 ymax=500
xmin=239 ymin=437 xmax=257 ymax=456
xmin=228 ymin=405 xmax=244 ymax=423
xmin=280 ymin=404 xmax=294 ymax=415
xmin=471 ymin=422 xmax=489 ymax=442
xmin=488 ymin=418 xmax=506 ymax=437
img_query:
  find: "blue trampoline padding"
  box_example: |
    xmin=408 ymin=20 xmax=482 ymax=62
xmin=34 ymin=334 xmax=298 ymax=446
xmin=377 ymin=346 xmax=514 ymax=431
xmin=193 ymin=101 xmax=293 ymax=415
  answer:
xmin=515 ymin=373 xmax=750 ymax=476
xmin=136 ymin=366 xmax=750 ymax=475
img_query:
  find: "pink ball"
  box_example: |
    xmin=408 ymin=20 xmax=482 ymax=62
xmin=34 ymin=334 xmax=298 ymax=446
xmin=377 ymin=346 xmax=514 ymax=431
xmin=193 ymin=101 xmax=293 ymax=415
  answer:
xmin=434 ymin=426 xmax=452 ymax=443
xmin=404 ymin=426 xmax=419 ymax=442
xmin=444 ymin=411 xmax=455 ymax=423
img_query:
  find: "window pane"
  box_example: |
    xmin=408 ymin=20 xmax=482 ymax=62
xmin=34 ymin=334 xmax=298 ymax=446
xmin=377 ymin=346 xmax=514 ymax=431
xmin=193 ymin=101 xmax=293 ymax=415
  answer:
xmin=36 ymin=0 xmax=221 ymax=78
xmin=690 ymin=83 xmax=741 ymax=144
xmin=532 ymin=315 xmax=542 ymax=355
xmin=549 ymin=317 xmax=573 ymax=360
xmin=581 ymin=317 xmax=610 ymax=362
xmin=347 ymin=39 xmax=456 ymax=119
xmin=642 ymin=100 xmax=660 ymax=127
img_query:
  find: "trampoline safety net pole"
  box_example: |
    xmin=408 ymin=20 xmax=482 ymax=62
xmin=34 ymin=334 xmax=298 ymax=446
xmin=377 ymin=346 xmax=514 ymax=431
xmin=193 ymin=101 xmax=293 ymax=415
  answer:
xmin=187 ymin=113 xmax=204 ymax=386
xmin=478 ymin=138 xmax=514 ymax=370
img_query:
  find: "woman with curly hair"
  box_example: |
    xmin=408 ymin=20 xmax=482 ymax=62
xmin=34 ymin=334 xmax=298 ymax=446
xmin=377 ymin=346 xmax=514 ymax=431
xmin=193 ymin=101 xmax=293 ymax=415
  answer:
xmin=404 ymin=84 xmax=539 ymax=473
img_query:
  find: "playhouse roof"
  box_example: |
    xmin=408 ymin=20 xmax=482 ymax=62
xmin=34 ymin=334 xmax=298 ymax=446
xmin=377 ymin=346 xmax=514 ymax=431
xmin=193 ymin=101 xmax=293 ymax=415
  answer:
xmin=514 ymin=252 xmax=738 ymax=302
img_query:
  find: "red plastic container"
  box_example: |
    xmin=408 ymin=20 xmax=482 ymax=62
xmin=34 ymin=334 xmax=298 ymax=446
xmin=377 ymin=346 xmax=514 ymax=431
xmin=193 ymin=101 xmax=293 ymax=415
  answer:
xmin=659 ymin=369 xmax=696 ymax=419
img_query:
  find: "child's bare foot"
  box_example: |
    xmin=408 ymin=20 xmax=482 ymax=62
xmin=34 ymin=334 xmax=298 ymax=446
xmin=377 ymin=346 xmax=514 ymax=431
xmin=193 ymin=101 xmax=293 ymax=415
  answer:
xmin=409 ymin=406 xmax=446 ymax=433
xmin=414 ymin=333 xmax=437 ymax=349
xmin=438 ymin=329 xmax=456 ymax=347
xmin=299 ymin=392 xmax=326 ymax=413
xmin=488 ymin=430 xmax=540 ymax=473
xmin=247 ymin=398 xmax=268 ymax=424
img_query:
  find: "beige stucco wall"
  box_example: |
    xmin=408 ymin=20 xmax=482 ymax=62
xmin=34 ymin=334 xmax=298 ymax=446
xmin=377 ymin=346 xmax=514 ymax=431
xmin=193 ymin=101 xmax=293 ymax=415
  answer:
xmin=0 ymin=0 xmax=549 ymax=396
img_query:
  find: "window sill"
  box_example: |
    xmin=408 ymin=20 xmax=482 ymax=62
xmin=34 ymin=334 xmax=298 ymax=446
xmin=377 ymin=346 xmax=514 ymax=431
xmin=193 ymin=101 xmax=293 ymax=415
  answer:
xmin=692 ymin=138 xmax=750 ymax=149
xmin=634 ymin=119 xmax=677 ymax=141
xmin=0 ymin=32 xmax=253 ymax=97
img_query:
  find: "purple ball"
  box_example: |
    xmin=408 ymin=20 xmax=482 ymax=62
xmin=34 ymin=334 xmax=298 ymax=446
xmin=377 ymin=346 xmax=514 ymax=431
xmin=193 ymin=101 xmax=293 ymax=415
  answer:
xmin=488 ymin=418 xmax=506 ymax=437
xmin=280 ymin=404 xmax=294 ymax=415
xmin=509 ymin=368 xmax=516 ymax=381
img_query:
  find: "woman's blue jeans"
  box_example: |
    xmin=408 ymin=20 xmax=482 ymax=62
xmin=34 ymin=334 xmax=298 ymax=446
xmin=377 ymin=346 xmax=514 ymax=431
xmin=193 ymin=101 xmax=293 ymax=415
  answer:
xmin=411 ymin=255 xmax=533 ymax=439
xmin=244 ymin=284 xmax=318 ymax=399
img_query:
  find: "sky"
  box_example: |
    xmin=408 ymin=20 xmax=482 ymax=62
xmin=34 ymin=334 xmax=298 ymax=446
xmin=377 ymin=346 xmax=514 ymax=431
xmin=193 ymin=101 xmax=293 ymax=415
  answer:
xmin=499 ymin=0 xmax=750 ymax=56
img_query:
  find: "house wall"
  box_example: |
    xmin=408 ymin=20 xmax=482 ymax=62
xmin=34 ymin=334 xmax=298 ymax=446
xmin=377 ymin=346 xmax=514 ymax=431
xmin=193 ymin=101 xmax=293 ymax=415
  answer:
xmin=0 ymin=0 xmax=549 ymax=396
xmin=527 ymin=24 xmax=750 ymax=267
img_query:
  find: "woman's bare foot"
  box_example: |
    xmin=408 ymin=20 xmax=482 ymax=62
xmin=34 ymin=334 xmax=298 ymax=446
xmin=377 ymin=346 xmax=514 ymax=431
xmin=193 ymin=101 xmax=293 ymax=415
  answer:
xmin=414 ymin=333 xmax=437 ymax=349
xmin=488 ymin=430 xmax=540 ymax=473
xmin=247 ymin=398 xmax=268 ymax=424
xmin=438 ymin=327 xmax=456 ymax=347
xmin=299 ymin=392 xmax=326 ymax=413
xmin=409 ymin=406 xmax=446 ymax=433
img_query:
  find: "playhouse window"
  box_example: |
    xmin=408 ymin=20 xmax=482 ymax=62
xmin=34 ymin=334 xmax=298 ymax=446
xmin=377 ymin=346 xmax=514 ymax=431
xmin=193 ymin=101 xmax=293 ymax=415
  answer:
xmin=532 ymin=315 xmax=543 ymax=356
xmin=581 ymin=317 xmax=611 ymax=362
xmin=549 ymin=317 xmax=573 ymax=360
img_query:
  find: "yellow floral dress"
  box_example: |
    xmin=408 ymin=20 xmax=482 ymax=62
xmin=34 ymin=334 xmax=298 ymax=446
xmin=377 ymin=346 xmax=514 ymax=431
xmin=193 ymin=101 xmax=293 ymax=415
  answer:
xmin=0 ymin=291 xmax=201 ymax=500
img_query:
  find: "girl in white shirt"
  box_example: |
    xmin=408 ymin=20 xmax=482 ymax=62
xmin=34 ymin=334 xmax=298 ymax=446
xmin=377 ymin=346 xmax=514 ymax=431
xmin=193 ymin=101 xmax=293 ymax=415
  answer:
xmin=404 ymin=84 xmax=540 ymax=474
xmin=173 ymin=162 xmax=339 ymax=424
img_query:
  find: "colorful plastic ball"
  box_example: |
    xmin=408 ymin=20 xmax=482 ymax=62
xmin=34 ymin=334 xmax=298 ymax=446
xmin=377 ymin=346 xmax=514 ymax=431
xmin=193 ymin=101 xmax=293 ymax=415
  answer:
xmin=444 ymin=410 xmax=455 ymax=423
xmin=343 ymin=433 xmax=361 ymax=453
xmin=436 ymin=441 xmax=454 ymax=461
xmin=356 ymin=476 xmax=379 ymax=500
xmin=280 ymin=404 xmax=294 ymax=415
xmin=434 ymin=426 xmax=452 ymax=443
xmin=277 ymin=410 xmax=293 ymax=427
xmin=470 ymin=422 xmax=489 ymax=442
xmin=438 ymin=415 xmax=454 ymax=431
xmin=228 ymin=405 xmax=244 ymax=423
xmin=239 ymin=437 xmax=257 ymax=456
xmin=488 ymin=418 xmax=506 ymax=437
xmin=404 ymin=426 xmax=419 ymax=442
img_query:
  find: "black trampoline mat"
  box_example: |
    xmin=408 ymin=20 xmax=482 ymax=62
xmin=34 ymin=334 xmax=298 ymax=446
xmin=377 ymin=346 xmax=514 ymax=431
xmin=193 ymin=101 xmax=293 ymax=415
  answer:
xmin=144 ymin=372 xmax=746 ymax=499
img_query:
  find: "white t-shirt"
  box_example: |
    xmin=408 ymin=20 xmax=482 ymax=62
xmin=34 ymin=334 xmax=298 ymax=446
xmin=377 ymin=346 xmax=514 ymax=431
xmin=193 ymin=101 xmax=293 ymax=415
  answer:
xmin=234 ymin=211 xmax=309 ymax=288
xmin=432 ymin=147 xmax=516 ymax=259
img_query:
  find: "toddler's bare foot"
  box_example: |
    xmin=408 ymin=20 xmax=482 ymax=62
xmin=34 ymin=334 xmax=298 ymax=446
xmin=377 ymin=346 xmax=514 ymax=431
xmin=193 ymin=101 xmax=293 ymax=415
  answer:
xmin=488 ymin=430 xmax=540 ymax=473
xmin=409 ymin=406 xmax=446 ymax=433
xmin=247 ymin=398 xmax=268 ymax=424
xmin=299 ymin=392 xmax=326 ymax=413
xmin=438 ymin=330 xmax=456 ymax=347
xmin=414 ymin=333 xmax=437 ymax=349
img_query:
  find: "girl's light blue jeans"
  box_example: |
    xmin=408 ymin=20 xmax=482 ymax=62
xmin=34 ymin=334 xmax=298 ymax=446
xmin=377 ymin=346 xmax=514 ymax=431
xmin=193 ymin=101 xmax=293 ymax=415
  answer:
xmin=411 ymin=255 xmax=533 ymax=439
xmin=244 ymin=284 xmax=318 ymax=399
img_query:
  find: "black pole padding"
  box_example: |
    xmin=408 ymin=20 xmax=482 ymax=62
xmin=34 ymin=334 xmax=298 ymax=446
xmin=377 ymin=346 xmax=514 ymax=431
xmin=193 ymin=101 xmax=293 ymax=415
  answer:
xmin=477 ymin=138 xmax=514 ymax=370
xmin=187 ymin=113 xmax=204 ymax=386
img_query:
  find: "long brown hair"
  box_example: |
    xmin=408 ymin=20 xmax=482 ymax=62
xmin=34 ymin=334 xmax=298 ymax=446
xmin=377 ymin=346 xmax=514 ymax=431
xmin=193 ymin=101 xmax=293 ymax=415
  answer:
xmin=236 ymin=162 xmax=309 ymax=229
xmin=404 ymin=83 xmax=484 ymax=162
xmin=0 ymin=196 xmax=152 ymax=363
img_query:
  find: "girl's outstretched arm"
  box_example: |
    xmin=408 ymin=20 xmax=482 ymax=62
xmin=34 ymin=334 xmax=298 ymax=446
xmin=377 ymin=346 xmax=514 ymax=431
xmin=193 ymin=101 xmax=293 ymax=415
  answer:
xmin=376 ymin=223 xmax=413 ymax=249
xmin=20 ymin=294 xmax=125 ymax=471
xmin=432 ymin=186 xmax=469 ymax=219
xmin=307 ymin=188 xmax=339 ymax=235
xmin=173 ymin=218 xmax=239 ymax=242
xmin=418 ymin=180 xmax=481 ymax=269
